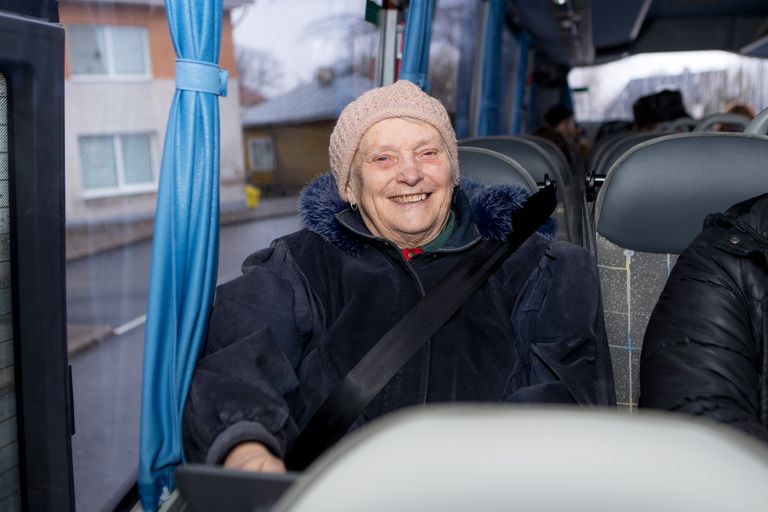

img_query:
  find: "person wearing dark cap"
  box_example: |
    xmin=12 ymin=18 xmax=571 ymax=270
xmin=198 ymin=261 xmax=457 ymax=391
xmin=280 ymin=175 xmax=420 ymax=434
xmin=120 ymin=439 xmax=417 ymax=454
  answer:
xmin=632 ymin=89 xmax=690 ymax=131
xmin=182 ymin=80 xmax=615 ymax=473
xmin=545 ymin=105 xmax=579 ymax=143
xmin=543 ymin=104 xmax=589 ymax=181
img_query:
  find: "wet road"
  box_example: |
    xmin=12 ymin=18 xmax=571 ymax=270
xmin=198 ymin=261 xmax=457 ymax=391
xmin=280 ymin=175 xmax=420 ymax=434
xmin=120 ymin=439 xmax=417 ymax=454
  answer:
xmin=67 ymin=215 xmax=302 ymax=512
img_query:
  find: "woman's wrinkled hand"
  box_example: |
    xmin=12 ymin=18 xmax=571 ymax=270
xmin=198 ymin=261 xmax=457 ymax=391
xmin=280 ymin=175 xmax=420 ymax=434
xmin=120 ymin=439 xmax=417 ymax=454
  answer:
xmin=223 ymin=442 xmax=286 ymax=473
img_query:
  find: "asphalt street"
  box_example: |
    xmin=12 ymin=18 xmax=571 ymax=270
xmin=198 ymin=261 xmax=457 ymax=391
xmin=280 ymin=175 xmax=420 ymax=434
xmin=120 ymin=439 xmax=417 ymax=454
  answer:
xmin=68 ymin=214 xmax=302 ymax=512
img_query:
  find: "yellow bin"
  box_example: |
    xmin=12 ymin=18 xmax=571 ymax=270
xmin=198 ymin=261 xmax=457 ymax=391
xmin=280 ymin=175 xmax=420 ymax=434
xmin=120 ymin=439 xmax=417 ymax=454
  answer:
xmin=245 ymin=185 xmax=261 ymax=209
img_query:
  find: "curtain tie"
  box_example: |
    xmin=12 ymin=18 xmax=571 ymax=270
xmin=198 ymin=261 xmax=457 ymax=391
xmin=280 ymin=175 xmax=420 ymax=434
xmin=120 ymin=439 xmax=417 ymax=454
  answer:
xmin=175 ymin=58 xmax=228 ymax=96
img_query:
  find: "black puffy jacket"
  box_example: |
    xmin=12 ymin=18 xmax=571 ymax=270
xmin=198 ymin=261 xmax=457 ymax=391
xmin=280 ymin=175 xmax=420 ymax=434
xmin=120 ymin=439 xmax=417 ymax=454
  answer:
xmin=640 ymin=193 xmax=768 ymax=442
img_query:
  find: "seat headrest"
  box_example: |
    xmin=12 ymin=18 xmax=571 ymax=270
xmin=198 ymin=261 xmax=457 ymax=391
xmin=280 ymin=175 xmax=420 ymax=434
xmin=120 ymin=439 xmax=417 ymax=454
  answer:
xmin=275 ymin=405 xmax=768 ymax=512
xmin=457 ymin=146 xmax=537 ymax=191
xmin=459 ymin=136 xmax=567 ymax=185
xmin=595 ymin=132 xmax=768 ymax=253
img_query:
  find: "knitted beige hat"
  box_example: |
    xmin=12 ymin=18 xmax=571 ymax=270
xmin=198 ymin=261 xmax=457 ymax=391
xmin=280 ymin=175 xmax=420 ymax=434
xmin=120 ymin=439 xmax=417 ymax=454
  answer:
xmin=329 ymin=80 xmax=459 ymax=201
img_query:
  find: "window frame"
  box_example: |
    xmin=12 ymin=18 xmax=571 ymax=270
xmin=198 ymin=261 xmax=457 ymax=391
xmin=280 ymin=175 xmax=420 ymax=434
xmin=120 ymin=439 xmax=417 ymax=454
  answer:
xmin=247 ymin=135 xmax=276 ymax=172
xmin=0 ymin=10 xmax=74 ymax=512
xmin=79 ymin=132 xmax=159 ymax=198
xmin=68 ymin=24 xmax=152 ymax=82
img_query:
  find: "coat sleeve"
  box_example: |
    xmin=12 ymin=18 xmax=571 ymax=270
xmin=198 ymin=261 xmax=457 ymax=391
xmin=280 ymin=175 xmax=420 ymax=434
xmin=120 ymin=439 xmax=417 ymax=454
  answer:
xmin=507 ymin=242 xmax=616 ymax=406
xmin=640 ymin=240 xmax=768 ymax=442
xmin=182 ymin=241 xmax=313 ymax=464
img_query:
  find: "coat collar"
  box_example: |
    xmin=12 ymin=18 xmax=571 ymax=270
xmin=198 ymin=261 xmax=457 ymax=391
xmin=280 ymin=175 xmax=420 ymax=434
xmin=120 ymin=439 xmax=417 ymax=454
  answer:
xmin=298 ymin=173 xmax=555 ymax=256
xmin=707 ymin=192 xmax=768 ymax=256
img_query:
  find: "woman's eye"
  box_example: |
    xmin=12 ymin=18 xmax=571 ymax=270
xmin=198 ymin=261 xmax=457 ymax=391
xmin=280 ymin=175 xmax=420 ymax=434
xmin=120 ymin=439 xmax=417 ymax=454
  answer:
xmin=373 ymin=155 xmax=393 ymax=164
xmin=420 ymin=150 xmax=438 ymax=158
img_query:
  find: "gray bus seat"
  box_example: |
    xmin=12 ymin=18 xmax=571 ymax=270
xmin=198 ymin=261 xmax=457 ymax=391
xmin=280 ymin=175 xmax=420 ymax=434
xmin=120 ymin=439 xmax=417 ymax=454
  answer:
xmin=458 ymin=136 xmax=570 ymax=187
xmin=457 ymin=146 xmax=537 ymax=191
xmin=593 ymin=132 xmax=768 ymax=408
xmin=657 ymin=116 xmax=696 ymax=132
xmin=588 ymin=131 xmax=630 ymax=174
xmin=692 ymin=112 xmax=750 ymax=132
xmin=458 ymin=136 xmax=580 ymax=244
xmin=457 ymin=146 xmax=565 ymax=241
xmin=275 ymin=405 xmax=768 ymax=512
xmin=745 ymin=105 xmax=768 ymax=134
xmin=590 ymin=132 xmax=661 ymax=179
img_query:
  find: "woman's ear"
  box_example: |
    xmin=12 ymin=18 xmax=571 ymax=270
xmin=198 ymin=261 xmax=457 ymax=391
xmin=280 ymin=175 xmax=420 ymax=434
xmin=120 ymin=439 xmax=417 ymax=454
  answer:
xmin=344 ymin=180 xmax=357 ymax=204
xmin=344 ymin=172 xmax=357 ymax=205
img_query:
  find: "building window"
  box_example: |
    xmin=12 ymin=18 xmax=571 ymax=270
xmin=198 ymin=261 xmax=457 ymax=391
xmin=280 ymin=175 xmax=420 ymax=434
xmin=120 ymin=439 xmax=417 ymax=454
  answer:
xmin=79 ymin=133 xmax=156 ymax=195
xmin=68 ymin=25 xmax=150 ymax=79
xmin=248 ymin=136 xmax=275 ymax=172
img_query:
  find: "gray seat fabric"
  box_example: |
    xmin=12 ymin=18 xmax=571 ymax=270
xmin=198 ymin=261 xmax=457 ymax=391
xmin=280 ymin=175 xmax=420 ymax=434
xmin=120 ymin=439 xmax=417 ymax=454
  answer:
xmin=657 ymin=116 xmax=696 ymax=132
xmin=596 ymin=132 xmax=768 ymax=253
xmin=593 ymin=132 xmax=768 ymax=407
xmin=519 ymin=134 xmax=574 ymax=188
xmin=590 ymin=132 xmax=661 ymax=178
xmin=692 ymin=112 xmax=750 ymax=132
xmin=458 ymin=136 xmax=581 ymax=244
xmin=275 ymin=405 xmax=768 ymax=512
xmin=457 ymin=146 xmax=537 ymax=191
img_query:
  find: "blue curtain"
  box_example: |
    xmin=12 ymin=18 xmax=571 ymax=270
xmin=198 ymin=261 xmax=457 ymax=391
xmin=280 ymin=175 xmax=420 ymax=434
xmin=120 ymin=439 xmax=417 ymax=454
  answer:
xmin=476 ymin=0 xmax=507 ymax=135
xmin=138 ymin=0 xmax=226 ymax=509
xmin=510 ymin=31 xmax=530 ymax=134
xmin=399 ymin=0 xmax=435 ymax=91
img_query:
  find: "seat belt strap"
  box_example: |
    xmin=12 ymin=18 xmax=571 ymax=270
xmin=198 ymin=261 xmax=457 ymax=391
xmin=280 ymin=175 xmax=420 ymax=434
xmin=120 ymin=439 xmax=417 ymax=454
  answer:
xmin=285 ymin=183 xmax=557 ymax=470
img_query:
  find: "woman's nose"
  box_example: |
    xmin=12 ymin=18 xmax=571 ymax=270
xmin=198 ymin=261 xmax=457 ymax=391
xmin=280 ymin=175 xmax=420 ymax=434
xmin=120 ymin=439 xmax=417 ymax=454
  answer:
xmin=396 ymin=155 xmax=423 ymax=185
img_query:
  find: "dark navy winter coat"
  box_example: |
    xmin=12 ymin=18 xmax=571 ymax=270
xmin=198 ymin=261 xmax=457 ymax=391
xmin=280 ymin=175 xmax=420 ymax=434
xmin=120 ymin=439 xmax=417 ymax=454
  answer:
xmin=183 ymin=174 xmax=615 ymax=467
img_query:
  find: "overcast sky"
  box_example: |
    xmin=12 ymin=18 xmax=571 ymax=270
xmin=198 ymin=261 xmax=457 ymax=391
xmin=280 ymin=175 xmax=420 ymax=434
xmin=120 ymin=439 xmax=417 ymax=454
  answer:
xmin=231 ymin=0 xmax=366 ymax=95
xmin=230 ymin=1 xmax=756 ymax=110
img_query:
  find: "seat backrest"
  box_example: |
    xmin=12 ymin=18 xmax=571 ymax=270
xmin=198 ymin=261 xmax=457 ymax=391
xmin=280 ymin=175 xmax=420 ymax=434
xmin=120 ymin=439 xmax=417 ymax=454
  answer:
xmin=692 ymin=112 xmax=751 ymax=132
xmin=275 ymin=405 xmax=768 ymax=512
xmin=519 ymin=133 xmax=577 ymax=187
xmin=459 ymin=136 xmax=568 ymax=186
xmin=590 ymin=132 xmax=661 ymax=178
xmin=458 ymin=136 xmax=581 ymax=244
xmin=456 ymin=146 xmax=537 ymax=191
xmin=593 ymin=132 xmax=768 ymax=408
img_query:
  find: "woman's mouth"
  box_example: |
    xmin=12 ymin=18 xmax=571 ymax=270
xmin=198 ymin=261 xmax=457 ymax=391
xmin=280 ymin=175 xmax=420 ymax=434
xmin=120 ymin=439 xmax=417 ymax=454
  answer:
xmin=391 ymin=193 xmax=428 ymax=204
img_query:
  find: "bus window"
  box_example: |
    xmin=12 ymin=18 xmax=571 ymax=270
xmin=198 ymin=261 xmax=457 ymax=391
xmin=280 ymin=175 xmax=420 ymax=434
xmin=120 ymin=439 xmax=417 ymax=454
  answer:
xmin=62 ymin=0 xmax=380 ymax=509
xmin=0 ymin=73 xmax=20 ymax=512
xmin=571 ymin=50 xmax=768 ymax=125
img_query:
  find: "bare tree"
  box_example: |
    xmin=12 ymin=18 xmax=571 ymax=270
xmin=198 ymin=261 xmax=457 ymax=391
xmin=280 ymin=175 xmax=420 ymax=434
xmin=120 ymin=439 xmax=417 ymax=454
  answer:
xmin=299 ymin=13 xmax=378 ymax=79
xmin=236 ymin=46 xmax=285 ymax=98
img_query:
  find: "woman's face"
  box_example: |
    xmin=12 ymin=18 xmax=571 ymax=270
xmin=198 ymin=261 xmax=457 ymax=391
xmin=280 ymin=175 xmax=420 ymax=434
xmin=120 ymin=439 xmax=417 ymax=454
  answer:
xmin=345 ymin=117 xmax=453 ymax=249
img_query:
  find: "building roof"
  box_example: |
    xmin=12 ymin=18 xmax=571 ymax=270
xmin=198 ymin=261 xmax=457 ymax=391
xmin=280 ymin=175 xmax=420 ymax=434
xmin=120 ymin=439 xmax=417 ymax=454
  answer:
xmin=241 ymin=74 xmax=374 ymax=127
xmin=63 ymin=0 xmax=250 ymax=10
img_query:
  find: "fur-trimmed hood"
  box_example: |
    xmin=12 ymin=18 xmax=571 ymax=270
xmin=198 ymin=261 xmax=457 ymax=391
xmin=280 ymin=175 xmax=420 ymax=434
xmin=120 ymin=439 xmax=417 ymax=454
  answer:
xmin=298 ymin=173 xmax=555 ymax=255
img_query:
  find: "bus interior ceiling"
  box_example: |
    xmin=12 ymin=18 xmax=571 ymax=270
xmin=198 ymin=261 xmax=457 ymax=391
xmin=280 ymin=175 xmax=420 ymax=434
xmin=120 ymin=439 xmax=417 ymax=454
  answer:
xmin=506 ymin=0 xmax=768 ymax=112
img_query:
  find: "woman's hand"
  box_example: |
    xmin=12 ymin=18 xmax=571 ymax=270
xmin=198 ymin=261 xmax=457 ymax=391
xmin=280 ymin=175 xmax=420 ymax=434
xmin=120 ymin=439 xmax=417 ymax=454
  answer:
xmin=223 ymin=442 xmax=286 ymax=473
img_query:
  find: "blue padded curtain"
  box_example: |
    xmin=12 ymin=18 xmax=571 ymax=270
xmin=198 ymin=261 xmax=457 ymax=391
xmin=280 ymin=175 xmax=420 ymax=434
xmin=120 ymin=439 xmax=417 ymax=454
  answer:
xmin=399 ymin=0 xmax=435 ymax=91
xmin=510 ymin=31 xmax=530 ymax=134
xmin=138 ymin=0 xmax=227 ymax=509
xmin=476 ymin=0 xmax=507 ymax=135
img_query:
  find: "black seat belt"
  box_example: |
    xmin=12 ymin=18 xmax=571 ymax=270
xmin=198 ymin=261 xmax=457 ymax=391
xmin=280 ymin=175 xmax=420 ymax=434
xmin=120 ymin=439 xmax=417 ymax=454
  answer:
xmin=285 ymin=182 xmax=557 ymax=470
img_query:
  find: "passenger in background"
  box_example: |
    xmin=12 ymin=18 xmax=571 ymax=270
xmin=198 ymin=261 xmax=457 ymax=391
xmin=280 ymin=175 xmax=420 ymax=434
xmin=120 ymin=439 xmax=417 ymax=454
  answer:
xmin=640 ymin=193 xmax=768 ymax=443
xmin=632 ymin=89 xmax=690 ymax=132
xmin=715 ymin=100 xmax=756 ymax=132
xmin=542 ymin=105 xmax=589 ymax=182
xmin=183 ymin=80 xmax=616 ymax=473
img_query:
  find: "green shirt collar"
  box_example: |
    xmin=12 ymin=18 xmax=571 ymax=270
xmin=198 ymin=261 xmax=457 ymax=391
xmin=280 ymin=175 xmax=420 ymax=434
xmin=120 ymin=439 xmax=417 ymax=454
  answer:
xmin=422 ymin=209 xmax=456 ymax=252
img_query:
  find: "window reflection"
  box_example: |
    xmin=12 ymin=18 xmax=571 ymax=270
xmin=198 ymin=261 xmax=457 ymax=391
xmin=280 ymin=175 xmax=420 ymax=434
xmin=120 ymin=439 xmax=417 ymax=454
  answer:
xmin=63 ymin=1 xmax=379 ymax=509
xmin=0 ymin=73 xmax=20 ymax=512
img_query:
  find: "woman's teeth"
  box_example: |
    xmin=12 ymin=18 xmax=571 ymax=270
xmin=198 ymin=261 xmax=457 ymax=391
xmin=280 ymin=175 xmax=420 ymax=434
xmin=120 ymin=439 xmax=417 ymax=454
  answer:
xmin=392 ymin=193 xmax=427 ymax=204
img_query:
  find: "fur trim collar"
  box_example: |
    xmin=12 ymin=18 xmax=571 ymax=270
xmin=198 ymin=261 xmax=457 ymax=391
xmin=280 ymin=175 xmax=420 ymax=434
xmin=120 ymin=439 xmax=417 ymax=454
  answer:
xmin=298 ymin=173 xmax=555 ymax=255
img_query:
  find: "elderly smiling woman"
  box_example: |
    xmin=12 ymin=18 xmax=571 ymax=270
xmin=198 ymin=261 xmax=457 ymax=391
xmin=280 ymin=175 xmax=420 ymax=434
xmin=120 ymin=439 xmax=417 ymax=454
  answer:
xmin=183 ymin=80 xmax=615 ymax=473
